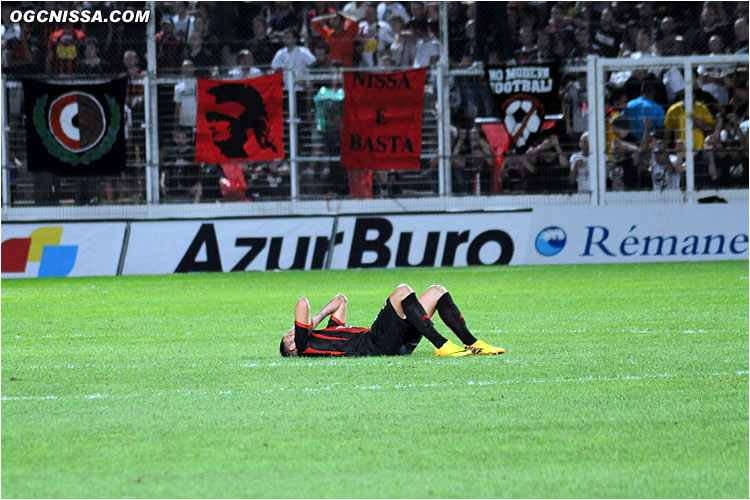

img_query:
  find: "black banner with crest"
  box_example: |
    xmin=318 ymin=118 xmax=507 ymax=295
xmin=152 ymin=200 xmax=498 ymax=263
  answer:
xmin=23 ymin=78 xmax=127 ymax=176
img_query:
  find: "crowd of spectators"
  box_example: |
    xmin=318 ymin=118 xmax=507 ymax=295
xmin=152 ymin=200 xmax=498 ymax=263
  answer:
xmin=4 ymin=2 xmax=746 ymax=80
xmin=1 ymin=1 xmax=748 ymax=203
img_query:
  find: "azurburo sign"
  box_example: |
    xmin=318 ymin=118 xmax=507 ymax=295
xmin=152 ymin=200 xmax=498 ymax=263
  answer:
xmin=121 ymin=214 xmax=530 ymax=275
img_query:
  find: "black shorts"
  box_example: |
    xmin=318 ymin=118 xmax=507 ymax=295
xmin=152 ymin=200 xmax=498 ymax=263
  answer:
xmin=369 ymin=298 xmax=422 ymax=355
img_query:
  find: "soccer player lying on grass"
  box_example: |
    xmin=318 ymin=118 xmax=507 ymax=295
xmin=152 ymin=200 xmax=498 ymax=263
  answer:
xmin=279 ymin=283 xmax=504 ymax=357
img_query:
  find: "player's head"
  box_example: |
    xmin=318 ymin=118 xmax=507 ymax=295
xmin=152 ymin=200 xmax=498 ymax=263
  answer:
xmin=280 ymin=331 xmax=298 ymax=357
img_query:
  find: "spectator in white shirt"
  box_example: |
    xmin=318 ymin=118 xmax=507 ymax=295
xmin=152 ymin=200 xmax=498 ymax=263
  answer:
xmin=272 ymin=28 xmax=316 ymax=118
xmin=569 ymin=131 xmax=591 ymax=192
xmin=271 ymin=28 xmax=316 ymax=87
xmin=174 ymin=60 xmax=197 ymax=129
xmin=358 ymin=3 xmax=393 ymax=67
xmin=640 ymin=117 xmax=682 ymax=191
xmin=388 ymin=15 xmax=416 ymax=66
xmin=697 ymin=35 xmax=732 ymax=107
xmin=413 ymin=21 xmax=440 ymax=68
xmin=228 ymin=49 xmax=263 ymax=79
xmin=172 ymin=1 xmax=195 ymax=41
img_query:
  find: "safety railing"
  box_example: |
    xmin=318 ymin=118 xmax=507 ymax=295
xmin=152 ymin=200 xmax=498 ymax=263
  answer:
xmin=2 ymin=54 xmax=747 ymax=222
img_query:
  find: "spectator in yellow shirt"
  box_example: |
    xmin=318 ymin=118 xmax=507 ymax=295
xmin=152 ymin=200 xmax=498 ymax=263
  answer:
xmin=664 ymin=100 xmax=715 ymax=155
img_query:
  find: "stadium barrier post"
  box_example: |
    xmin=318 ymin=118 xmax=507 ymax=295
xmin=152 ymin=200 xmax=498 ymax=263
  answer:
xmin=684 ymin=60 xmax=696 ymax=201
xmin=1 ymin=77 xmax=10 ymax=209
xmin=144 ymin=0 xmax=159 ymax=204
xmin=286 ymin=70 xmax=299 ymax=203
xmin=437 ymin=1 xmax=450 ymax=197
xmin=587 ymin=55 xmax=603 ymax=206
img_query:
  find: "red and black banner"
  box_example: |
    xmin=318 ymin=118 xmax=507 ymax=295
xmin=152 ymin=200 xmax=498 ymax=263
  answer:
xmin=485 ymin=63 xmax=561 ymax=151
xmin=23 ymin=78 xmax=127 ymax=176
xmin=196 ymin=73 xmax=284 ymax=164
xmin=341 ymin=69 xmax=427 ymax=170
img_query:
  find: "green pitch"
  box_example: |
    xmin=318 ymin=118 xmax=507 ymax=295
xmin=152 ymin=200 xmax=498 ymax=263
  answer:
xmin=2 ymin=261 xmax=748 ymax=498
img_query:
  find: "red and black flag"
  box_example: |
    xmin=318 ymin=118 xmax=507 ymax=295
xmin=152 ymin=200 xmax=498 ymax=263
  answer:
xmin=195 ymin=73 xmax=285 ymax=164
xmin=485 ymin=63 xmax=561 ymax=152
xmin=22 ymin=78 xmax=127 ymax=176
xmin=341 ymin=69 xmax=427 ymax=170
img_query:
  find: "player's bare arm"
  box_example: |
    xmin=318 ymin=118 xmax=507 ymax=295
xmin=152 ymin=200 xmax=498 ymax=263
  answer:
xmin=281 ymin=294 xmax=348 ymax=357
xmin=311 ymin=294 xmax=347 ymax=328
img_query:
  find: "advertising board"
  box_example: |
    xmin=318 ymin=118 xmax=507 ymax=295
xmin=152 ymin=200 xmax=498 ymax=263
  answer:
xmin=1 ymin=223 xmax=126 ymax=278
xmin=525 ymin=205 xmax=749 ymax=265
xmin=3 ymin=204 xmax=746 ymax=278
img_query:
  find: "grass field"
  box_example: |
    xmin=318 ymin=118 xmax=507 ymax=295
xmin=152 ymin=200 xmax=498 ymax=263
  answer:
xmin=1 ymin=261 xmax=748 ymax=498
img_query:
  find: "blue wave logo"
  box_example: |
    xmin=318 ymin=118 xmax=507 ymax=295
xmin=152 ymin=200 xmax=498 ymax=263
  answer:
xmin=535 ymin=227 xmax=566 ymax=256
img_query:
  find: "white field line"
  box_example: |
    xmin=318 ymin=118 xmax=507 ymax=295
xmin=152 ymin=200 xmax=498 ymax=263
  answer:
xmin=10 ymin=350 xmax=740 ymax=371
xmin=11 ymin=327 xmax=735 ymax=341
xmin=2 ymin=370 xmax=747 ymax=402
xmin=15 ymin=357 xmax=476 ymax=371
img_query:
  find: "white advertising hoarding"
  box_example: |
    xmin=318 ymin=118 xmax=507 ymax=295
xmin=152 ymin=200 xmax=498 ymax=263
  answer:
xmin=524 ymin=204 xmax=749 ymax=264
xmin=4 ymin=204 xmax=746 ymax=279
xmin=1 ymin=222 xmax=126 ymax=278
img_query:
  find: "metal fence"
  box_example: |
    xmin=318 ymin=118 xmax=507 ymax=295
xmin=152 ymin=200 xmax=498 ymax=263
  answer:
xmin=1 ymin=1 xmax=748 ymax=221
xmin=590 ymin=54 xmax=749 ymax=205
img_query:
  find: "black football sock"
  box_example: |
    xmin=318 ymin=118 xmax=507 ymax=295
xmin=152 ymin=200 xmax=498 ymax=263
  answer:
xmin=401 ymin=292 xmax=449 ymax=349
xmin=436 ymin=293 xmax=478 ymax=346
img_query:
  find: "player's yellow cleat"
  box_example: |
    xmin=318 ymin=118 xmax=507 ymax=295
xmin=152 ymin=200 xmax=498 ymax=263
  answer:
xmin=435 ymin=340 xmax=473 ymax=357
xmin=465 ymin=340 xmax=505 ymax=355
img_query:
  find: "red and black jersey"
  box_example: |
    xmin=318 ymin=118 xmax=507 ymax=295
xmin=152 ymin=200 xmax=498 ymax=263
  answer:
xmin=294 ymin=316 xmax=379 ymax=357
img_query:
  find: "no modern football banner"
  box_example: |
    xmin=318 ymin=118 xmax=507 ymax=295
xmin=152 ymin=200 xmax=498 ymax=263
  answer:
xmin=341 ymin=69 xmax=427 ymax=170
xmin=485 ymin=63 xmax=561 ymax=151
xmin=22 ymin=78 xmax=127 ymax=176
xmin=195 ymin=73 xmax=285 ymax=164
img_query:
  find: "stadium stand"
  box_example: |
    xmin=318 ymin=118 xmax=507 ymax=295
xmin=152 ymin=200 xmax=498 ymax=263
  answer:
xmin=1 ymin=1 xmax=747 ymax=209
